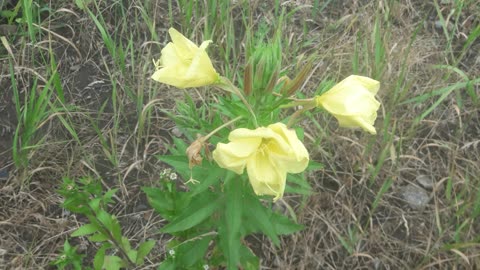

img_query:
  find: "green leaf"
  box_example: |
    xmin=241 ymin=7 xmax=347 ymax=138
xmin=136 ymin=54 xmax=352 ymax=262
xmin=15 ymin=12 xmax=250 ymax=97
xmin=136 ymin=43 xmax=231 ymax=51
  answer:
xmin=161 ymin=193 xmax=220 ymax=233
xmin=239 ymin=245 xmax=260 ymax=270
xmin=136 ymin=240 xmax=156 ymax=265
xmin=93 ymin=244 xmax=107 ymax=270
xmin=103 ymin=188 xmax=118 ymax=204
xmin=371 ymin=177 xmax=393 ymax=212
xmin=158 ymin=258 xmax=176 ymax=270
xmin=285 ymin=174 xmax=312 ymax=195
xmin=189 ymin=165 xmax=223 ymax=196
xmin=89 ymin=198 xmax=102 ymax=212
xmin=127 ymin=249 xmax=137 ymax=264
xmin=271 ymin=212 xmax=304 ymax=235
xmin=169 ymin=137 xmax=189 ymax=155
xmin=244 ymin=194 xmax=280 ymax=245
xmin=0 ymin=10 xmax=15 ymax=18
xmin=158 ymin=155 xmax=191 ymax=180
xmin=75 ymin=0 xmax=93 ymax=10
xmin=104 ymin=255 xmax=125 ymax=270
xmin=71 ymin=223 xmax=99 ymax=237
xmin=110 ymin=218 xmax=123 ymax=243
xmin=63 ymin=239 xmax=72 ymax=252
xmin=472 ymin=187 xmax=480 ymax=219
xmin=120 ymin=237 xmax=137 ymax=263
xmin=158 ymin=155 xmax=223 ymax=195
xmin=176 ymin=235 xmax=213 ymax=267
xmin=293 ymin=126 xmax=305 ymax=140
xmin=88 ymin=233 xmax=109 ymax=242
xmin=223 ymin=174 xmax=242 ymax=269
xmin=96 ymin=210 xmax=113 ymax=231
xmin=120 ymin=236 xmax=132 ymax=252
xmin=142 ymin=187 xmax=175 ymax=217
xmin=307 ymin=160 xmax=324 ymax=170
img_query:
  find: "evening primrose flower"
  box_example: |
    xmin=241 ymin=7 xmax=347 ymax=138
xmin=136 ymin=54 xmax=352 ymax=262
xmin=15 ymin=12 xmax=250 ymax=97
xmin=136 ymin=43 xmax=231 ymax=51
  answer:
xmin=315 ymin=75 xmax=380 ymax=134
xmin=151 ymin=28 xmax=219 ymax=88
xmin=212 ymin=123 xmax=309 ymax=201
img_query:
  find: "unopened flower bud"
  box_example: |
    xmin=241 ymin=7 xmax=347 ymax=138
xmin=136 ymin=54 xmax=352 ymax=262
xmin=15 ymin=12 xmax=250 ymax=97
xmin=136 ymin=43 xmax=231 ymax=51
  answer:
xmin=281 ymin=60 xmax=313 ymax=97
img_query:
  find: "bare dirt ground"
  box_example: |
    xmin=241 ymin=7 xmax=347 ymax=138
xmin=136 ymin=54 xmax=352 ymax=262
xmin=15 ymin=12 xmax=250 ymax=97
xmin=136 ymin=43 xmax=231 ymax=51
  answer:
xmin=1 ymin=0 xmax=480 ymax=269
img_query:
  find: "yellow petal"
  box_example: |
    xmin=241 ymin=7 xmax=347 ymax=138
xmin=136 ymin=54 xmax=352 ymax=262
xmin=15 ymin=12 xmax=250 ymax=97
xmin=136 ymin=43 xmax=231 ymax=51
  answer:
xmin=267 ymin=123 xmax=309 ymax=173
xmin=157 ymin=43 xmax=182 ymax=68
xmin=335 ymin=114 xmax=377 ymax=134
xmin=151 ymin=28 xmax=219 ymax=88
xmin=246 ymin=151 xmax=287 ymax=201
xmin=228 ymin=126 xmax=275 ymax=141
xmin=212 ymin=138 xmax=261 ymax=174
xmin=315 ymin=75 xmax=381 ymax=134
xmin=342 ymin=75 xmax=380 ymax=94
xmin=185 ymin=41 xmax=218 ymax=86
xmin=151 ymin=66 xmax=190 ymax=88
xmin=168 ymin=28 xmax=198 ymax=57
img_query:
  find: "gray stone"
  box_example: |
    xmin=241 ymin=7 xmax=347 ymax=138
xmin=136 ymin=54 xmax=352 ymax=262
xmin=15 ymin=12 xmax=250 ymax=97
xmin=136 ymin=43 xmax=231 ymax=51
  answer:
xmin=401 ymin=184 xmax=430 ymax=209
xmin=416 ymin=174 xmax=434 ymax=189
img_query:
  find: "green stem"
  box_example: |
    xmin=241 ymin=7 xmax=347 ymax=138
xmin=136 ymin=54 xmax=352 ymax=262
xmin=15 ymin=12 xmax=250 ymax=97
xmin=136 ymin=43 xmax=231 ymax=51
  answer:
xmin=87 ymin=209 xmax=135 ymax=268
xmin=286 ymin=104 xmax=316 ymax=128
xmin=203 ymin=116 xmax=243 ymax=141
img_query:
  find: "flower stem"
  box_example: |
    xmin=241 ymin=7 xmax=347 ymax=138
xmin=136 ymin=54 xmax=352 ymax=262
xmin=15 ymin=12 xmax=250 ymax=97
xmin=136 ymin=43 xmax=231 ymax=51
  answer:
xmin=204 ymin=116 xmax=243 ymax=141
xmin=286 ymin=104 xmax=316 ymax=128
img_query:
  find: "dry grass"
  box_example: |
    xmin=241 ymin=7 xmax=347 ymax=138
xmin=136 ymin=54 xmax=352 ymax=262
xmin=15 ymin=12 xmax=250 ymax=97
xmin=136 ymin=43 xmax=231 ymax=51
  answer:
xmin=0 ymin=0 xmax=479 ymax=269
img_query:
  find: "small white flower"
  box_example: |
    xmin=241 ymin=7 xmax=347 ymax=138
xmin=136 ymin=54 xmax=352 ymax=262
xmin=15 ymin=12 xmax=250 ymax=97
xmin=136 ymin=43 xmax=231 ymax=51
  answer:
xmin=169 ymin=172 xmax=178 ymax=181
xmin=162 ymin=168 xmax=171 ymax=176
xmin=168 ymin=249 xmax=175 ymax=256
xmin=203 ymin=265 xmax=209 ymax=270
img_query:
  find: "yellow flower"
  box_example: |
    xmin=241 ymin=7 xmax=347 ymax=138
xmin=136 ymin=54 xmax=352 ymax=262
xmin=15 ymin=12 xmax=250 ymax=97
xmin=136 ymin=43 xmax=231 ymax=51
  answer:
xmin=212 ymin=123 xmax=309 ymax=201
xmin=151 ymin=28 xmax=219 ymax=88
xmin=315 ymin=75 xmax=381 ymax=134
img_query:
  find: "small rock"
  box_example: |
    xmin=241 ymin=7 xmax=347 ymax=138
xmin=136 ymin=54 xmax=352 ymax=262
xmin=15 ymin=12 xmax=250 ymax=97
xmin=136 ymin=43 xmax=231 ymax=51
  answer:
xmin=372 ymin=258 xmax=382 ymax=270
xmin=434 ymin=20 xmax=453 ymax=31
xmin=416 ymin=174 xmax=434 ymax=189
xmin=0 ymin=168 xmax=8 ymax=181
xmin=400 ymin=184 xmax=430 ymax=209
xmin=434 ymin=20 xmax=443 ymax=29
xmin=0 ymin=24 xmax=18 ymax=36
xmin=134 ymin=203 xmax=149 ymax=212
xmin=171 ymin=127 xmax=182 ymax=137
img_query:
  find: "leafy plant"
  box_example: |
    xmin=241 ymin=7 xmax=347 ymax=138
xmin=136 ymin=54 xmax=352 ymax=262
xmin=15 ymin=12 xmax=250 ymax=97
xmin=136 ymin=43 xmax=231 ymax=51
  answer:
xmin=55 ymin=177 xmax=155 ymax=270
xmin=51 ymin=240 xmax=86 ymax=270
xmin=143 ymin=26 xmax=380 ymax=269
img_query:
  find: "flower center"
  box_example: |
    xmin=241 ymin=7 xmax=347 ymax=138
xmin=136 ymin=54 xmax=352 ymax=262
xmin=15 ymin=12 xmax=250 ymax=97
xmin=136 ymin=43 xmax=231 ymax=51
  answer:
xmin=258 ymin=139 xmax=273 ymax=155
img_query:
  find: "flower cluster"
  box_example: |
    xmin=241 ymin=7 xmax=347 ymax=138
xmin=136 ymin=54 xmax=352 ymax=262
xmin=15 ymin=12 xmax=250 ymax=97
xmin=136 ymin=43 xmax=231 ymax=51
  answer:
xmin=151 ymin=28 xmax=381 ymax=201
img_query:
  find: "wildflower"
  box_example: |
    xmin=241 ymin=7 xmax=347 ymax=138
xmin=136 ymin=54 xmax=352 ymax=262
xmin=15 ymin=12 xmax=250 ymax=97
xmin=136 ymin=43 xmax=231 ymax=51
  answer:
xmin=161 ymin=168 xmax=171 ymax=176
xmin=169 ymin=173 xmax=178 ymax=181
xmin=212 ymin=123 xmax=309 ymax=201
xmin=151 ymin=28 xmax=219 ymax=88
xmin=168 ymin=249 xmax=175 ymax=257
xmin=315 ymin=75 xmax=380 ymax=134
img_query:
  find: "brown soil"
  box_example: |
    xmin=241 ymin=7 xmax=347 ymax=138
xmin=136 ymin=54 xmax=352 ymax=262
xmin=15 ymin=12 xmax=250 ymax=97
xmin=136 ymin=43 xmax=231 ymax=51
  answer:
xmin=0 ymin=0 xmax=479 ymax=269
